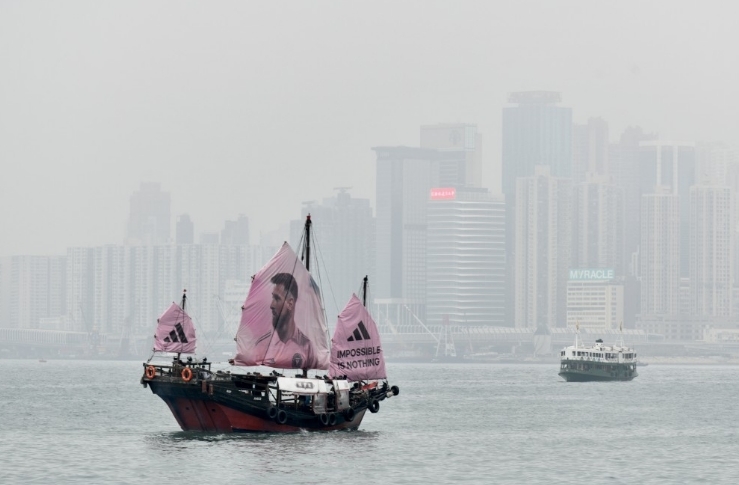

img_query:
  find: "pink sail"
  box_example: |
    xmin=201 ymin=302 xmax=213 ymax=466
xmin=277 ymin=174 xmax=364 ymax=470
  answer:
xmin=153 ymin=302 xmax=197 ymax=354
xmin=234 ymin=243 xmax=330 ymax=370
xmin=329 ymin=294 xmax=387 ymax=380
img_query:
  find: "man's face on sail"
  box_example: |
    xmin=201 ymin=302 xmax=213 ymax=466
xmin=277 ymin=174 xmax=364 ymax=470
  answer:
xmin=270 ymin=283 xmax=295 ymax=329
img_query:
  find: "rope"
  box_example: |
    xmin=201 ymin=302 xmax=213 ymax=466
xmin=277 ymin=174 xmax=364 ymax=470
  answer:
xmin=310 ymin=226 xmax=336 ymax=345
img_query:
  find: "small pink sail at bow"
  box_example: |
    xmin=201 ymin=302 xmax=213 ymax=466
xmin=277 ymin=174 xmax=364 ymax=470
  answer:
xmin=329 ymin=294 xmax=387 ymax=381
xmin=153 ymin=302 xmax=197 ymax=354
xmin=234 ymin=242 xmax=330 ymax=370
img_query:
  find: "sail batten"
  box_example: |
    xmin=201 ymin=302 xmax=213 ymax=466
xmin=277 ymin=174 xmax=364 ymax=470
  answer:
xmin=235 ymin=243 xmax=330 ymax=370
xmin=154 ymin=302 xmax=196 ymax=354
xmin=330 ymin=294 xmax=387 ymax=380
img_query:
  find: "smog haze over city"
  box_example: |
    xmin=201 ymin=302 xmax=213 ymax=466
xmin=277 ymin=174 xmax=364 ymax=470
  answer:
xmin=4 ymin=2 xmax=739 ymax=484
xmin=1 ymin=1 xmax=736 ymax=256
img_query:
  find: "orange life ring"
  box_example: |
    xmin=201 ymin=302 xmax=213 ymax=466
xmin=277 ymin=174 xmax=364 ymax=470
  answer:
xmin=145 ymin=365 xmax=156 ymax=379
xmin=181 ymin=367 xmax=193 ymax=382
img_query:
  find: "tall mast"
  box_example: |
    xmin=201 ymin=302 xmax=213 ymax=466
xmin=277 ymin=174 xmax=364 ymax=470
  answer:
xmin=177 ymin=289 xmax=187 ymax=362
xmin=362 ymin=275 xmax=368 ymax=307
xmin=303 ymin=214 xmax=311 ymax=272
xmin=301 ymin=215 xmax=311 ymax=378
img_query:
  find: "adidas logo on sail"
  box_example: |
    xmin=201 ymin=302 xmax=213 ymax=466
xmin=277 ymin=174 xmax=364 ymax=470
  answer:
xmin=347 ymin=321 xmax=371 ymax=342
xmin=163 ymin=322 xmax=188 ymax=344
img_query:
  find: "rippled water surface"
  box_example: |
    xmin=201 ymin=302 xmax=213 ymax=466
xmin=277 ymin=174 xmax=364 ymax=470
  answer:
xmin=1 ymin=360 xmax=737 ymax=484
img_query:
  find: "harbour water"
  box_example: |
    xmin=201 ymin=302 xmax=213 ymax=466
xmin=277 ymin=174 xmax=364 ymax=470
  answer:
xmin=1 ymin=360 xmax=737 ymax=484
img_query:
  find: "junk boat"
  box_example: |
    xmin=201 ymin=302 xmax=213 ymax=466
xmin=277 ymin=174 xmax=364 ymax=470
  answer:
xmin=558 ymin=322 xmax=638 ymax=382
xmin=141 ymin=215 xmax=398 ymax=432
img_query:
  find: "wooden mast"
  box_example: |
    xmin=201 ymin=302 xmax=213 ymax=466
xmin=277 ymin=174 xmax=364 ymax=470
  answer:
xmin=301 ymin=215 xmax=311 ymax=378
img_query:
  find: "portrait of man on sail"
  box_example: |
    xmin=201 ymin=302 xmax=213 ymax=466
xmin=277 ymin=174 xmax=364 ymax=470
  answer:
xmin=234 ymin=243 xmax=330 ymax=370
xmin=259 ymin=272 xmax=316 ymax=368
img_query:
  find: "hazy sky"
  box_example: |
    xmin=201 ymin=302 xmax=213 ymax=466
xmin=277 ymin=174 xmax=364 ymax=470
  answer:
xmin=1 ymin=1 xmax=736 ymax=257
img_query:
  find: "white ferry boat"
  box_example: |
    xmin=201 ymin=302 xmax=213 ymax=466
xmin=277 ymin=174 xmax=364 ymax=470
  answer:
xmin=558 ymin=324 xmax=638 ymax=382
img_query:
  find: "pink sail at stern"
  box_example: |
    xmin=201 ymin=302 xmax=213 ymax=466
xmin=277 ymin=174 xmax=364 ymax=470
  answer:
xmin=330 ymin=294 xmax=387 ymax=381
xmin=154 ymin=302 xmax=197 ymax=354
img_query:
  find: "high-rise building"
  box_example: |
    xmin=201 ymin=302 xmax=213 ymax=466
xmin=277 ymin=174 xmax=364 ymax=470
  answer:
xmin=514 ymin=166 xmax=572 ymax=329
xmin=607 ymin=127 xmax=657 ymax=325
xmin=420 ymin=123 xmax=482 ymax=187
xmin=572 ymin=117 xmax=609 ymax=184
xmin=695 ymin=143 xmax=739 ymax=289
xmin=66 ymin=247 xmax=94 ymax=332
xmin=571 ymin=174 xmax=625 ymax=275
xmin=291 ymin=189 xmax=375 ymax=316
xmin=93 ymin=246 xmax=126 ymax=334
xmin=7 ymin=256 xmax=66 ymax=329
xmin=176 ymin=214 xmax=194 ymax=245
xmin=689 ymin=185 xmax=734 ymax=318
xmin=638 ymin=141 xmax=696 ymax=276
xmin=502 ymin=91 xmax=572 ymax=326
xmin=0 ymin=258 xmax=9 ymax=327
xmin=502 ymin=91 xmax=572 ymax=195
xmin=607 ymin=127 xmax=657 ymax=272
xmin=426 ymin=187 xmax=505 ymax=326
xmin=696 ymin=142 xmax=738 ymax=186
xmin=47 ymin=256 xmax=66 ymax=320
xmin=566 ymin=269 xmax=623 ymax=331
xmin=221 ymin=214 xmax=250 ymax=246
xmin=373 ymin=146 xmax=436 ymax=308
xmin=219 ymin=245 xmax=251 ymax=287
xmin=173 ymin=244 xmax=223 ymax=334
xmin=640 ymin=189 xmax=680 ymax=317
xmin=126 ymin=182 xmax=171 ymax=245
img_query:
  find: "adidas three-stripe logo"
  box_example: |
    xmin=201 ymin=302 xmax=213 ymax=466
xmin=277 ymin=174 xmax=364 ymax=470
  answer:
xmin=347 ymin=321 xmax=371 ymax=342
xmin=163 ymin=322 xmax=188 ymax=344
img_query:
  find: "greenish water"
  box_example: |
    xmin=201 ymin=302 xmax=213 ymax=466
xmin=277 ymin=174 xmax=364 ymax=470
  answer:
xmin=1 ymin=360 xmax=737 ymax=484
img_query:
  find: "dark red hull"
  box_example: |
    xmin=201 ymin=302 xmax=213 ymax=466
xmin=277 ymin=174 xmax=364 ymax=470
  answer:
xmin=142 ymin=369 xmax=377 ymax=433
xmin=159 ymin=395 xmax=367 ymax=432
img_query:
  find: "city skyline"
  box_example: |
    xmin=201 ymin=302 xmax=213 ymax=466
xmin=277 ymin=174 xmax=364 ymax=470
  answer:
xmin=2 ymin=1 xmax=738 ymax=257
xmin=3 ymin=112 xmax=738 ymax=333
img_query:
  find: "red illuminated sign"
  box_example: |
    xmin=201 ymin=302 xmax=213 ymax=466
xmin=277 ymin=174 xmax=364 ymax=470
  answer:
xmin=430 ymin=187 xmax=456 ymax=200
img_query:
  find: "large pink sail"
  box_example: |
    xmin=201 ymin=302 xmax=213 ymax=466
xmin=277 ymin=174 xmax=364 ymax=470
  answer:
xmin=234 ymin=243 xmax=330 ymax=370
xmin=153 ymin=302 xmax=197 ymax=354
xmin=329 ymin=294 xmax=386 ymax=380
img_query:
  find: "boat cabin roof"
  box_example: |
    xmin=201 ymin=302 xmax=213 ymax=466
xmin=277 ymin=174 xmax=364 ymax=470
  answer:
xmin=562 ymin=342 xmax=633 ymax=353
xmin=277 ymin=377 xmax=347 ymax=395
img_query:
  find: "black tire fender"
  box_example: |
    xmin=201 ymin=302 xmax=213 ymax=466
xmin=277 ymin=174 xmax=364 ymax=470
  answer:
xmin=268 ymin=406 xmax=278 ymax=420
xmin=276 ymin=409 xmax=287 ymax=424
